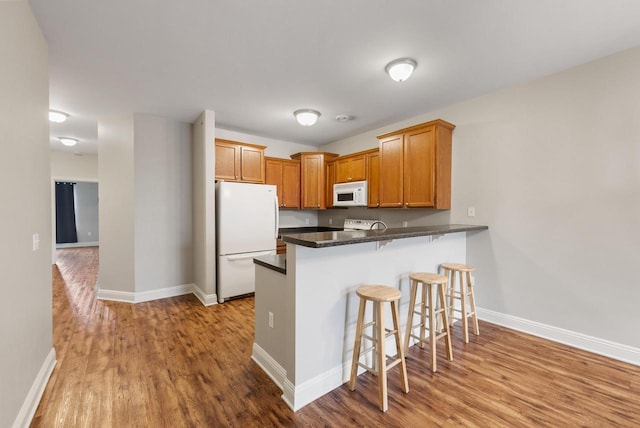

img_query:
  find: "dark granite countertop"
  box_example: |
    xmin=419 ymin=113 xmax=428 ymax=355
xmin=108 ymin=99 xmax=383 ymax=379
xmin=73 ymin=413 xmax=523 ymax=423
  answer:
xmin=278 ymin=226 xmax=343 ymax=237
xmin=254 ymin=254 xmax=286 ymax=274
xmin=281 ymin=224 xmax=488 ymax=248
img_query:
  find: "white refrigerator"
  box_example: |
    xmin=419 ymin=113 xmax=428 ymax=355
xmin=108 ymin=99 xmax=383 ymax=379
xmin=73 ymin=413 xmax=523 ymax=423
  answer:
xmin=215 ymin=181 xmax=279 ymax=303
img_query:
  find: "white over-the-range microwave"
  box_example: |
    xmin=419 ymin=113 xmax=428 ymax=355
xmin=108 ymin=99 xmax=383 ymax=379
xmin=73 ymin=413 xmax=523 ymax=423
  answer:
xmin=333 ymin=181 xmax=368 ymax=207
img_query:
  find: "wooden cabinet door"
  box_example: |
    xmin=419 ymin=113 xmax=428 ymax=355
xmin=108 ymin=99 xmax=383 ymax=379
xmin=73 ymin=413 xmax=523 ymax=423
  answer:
xmin=281 ymin=160 xmax=300 ymax=209
xmin=335 ymin=155 xmax=367 ymax=183
xmin=403 ymin=126 xmax=435 ymax=207
xmin=335 ymin=158 xmax=350 ymax=183
xmin=326 ymin=160 xmax=336 ymax=208
xmin=300 ymin=154 xmax=324 ymax=209
xmin=215 ymin=142 xmax=240 ymax=181
xmin=265 ymin=158 xmax=283 ymax=203
xmin=379 ymin=134 xmax=404 ymax=208
xmin=240 ymin=145 xmax=265 ymax=183
xmin=349 ymin=155 xmax=367 ymax=181
xmin=367 ymin=151 xmax=380 ymax=208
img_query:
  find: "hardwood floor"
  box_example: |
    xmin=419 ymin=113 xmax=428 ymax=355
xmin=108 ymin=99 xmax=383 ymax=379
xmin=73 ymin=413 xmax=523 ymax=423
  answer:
xmin=33 ymin=247 xmax=640 ymax=427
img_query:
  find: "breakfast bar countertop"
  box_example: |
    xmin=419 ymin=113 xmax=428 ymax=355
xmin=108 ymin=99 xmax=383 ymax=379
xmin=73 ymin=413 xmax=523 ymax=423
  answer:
xmin=254 ymin=254 xmax=286 ymax=274
xmin=281 ymin=224 xmax=488 ymax=248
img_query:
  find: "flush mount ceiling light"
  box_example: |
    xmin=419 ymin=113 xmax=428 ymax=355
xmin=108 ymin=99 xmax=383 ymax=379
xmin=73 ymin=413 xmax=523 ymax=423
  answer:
xmin=294 ymin=109 xmax=321 ymax=126
xmin=59 ymin=137 xmax=78 ymax=147
xmin=49 ymin=110 xmax=69 ymax=123
xmin=385 ymin=58 xmax=417 ymax=82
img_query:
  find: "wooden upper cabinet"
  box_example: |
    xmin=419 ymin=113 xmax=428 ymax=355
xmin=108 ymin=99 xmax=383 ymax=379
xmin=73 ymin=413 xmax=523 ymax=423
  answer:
xmin=265 ymin=157 xmax=300 ymax=209
xmin=215 ymin=139 xmax=265 ymax=183
xmin=215 ymin=141 xmax=240 ymax=181
xmin=378 ymin=119 xmax=454 ymax=209
xmin=326 ymin=160 xmax=336 ymax=208
xmin=282 ymin=161 xmax=301 ymax=209
xmin=379 ymin=134 xmax=404 ymax=208
xmin=335 ymin=154 xmax=366 ymax=183
xmin=367 ymin=151 xmax=380 ymax=208
xmin=404 ymin=126 xmax=435 ymax=208
xmin=290 ymin=152 xmax=338 ymax=209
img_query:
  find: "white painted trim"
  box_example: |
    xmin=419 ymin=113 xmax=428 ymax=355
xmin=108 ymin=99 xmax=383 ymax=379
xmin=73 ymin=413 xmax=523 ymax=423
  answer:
xmin=97 ymin=283 xmax=194 ymax=304
xmin=477 ymin=307 xmax=640 ymax=366
xmin=282 ymin=379 xmax=296 ymax=411
xmin=251 ymin=343 xmax=287 ymax=390
xmin=12 ymin=348 xmax=57 ymax=428
xmin=56 ymin=242 xmax=99 ymax=249
xmin=191 ymin=285 xmax=218 ymax=306
xmin=283 ymin=363 xmax=345 ymax=411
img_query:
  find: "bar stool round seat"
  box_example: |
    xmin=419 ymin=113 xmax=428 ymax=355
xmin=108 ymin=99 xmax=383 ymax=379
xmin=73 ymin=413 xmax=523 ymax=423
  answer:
xmin=404 ymin=273 xmax=453 ymax=372
xmin=356 ymin=285 xmax=402 ymax=302
xmin=349 ymin=284 xmax=409 ymax=412
xmin=440 ymin=263 xmax=479 ymax=343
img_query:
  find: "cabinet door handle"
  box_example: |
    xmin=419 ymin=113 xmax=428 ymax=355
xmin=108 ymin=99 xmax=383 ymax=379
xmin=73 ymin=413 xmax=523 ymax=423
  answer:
xmin=405 ymin=203 xmax=410 ymax=207
xmin=377 ymin=203 xmax=380 ymax=207
xmin=398 ymin=202 xmax=402 ymax=206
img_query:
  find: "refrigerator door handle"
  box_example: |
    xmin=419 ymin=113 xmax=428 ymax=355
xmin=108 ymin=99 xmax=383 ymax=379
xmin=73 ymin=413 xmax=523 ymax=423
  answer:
xmin=274 ymin=195 xmax=279 ymax=239
xmin=226 ymin=251 xmax=274 ymax=261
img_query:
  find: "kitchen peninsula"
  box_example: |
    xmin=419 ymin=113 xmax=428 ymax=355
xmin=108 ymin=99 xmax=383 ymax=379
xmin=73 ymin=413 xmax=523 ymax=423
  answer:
xmin=252 ymin=224 xmax=487 ymax=411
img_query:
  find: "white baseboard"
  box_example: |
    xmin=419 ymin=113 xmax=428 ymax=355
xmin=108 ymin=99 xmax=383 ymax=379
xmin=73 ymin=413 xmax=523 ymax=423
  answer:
xmin=251 ymin=343 xmax=287 ymax=390
xmin=12 ymin=348 xmax=57 ymax=428
xmin=55 ymin=242 xmax=99 ymax=248
xmin=477 ymin=307 xmax=640 ymax=366
xmin=192 ymin=285 xmax=218 ymax=306
xmin=282 ymin=362 xmax=346 ymax=412
xmin=97 ymin=283 xmax=194 ymax=303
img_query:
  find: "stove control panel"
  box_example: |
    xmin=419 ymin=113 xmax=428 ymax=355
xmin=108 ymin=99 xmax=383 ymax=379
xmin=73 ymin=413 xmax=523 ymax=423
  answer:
xmin=343 ymin=218 xmax=376 ymax=230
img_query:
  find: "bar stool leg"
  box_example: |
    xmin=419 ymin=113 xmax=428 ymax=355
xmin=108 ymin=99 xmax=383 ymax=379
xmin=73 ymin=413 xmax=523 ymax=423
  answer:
xmin=467 ymin=271 xmax=480 ymax=336
xmin=438 ymin=283 xmax=453 ymax=361
xmin=391 ymin=299 xmax=409 ymax=393
xmin=349 ymin=298 xmax=366 ymax=391
xmin=375 ymin=301 xmax=388 ymax=412
xmin=459 ymin=270 xmax=469 ymax=343
xmin=419 ymin=282 xmax=427 ymax=348
xmin=448 ymin=268 xmax=456 ymax=327
xmin=403 ymin=280 xmax=417 ymax=353
xmin=427 ymin=283 xmax=437 ymax=372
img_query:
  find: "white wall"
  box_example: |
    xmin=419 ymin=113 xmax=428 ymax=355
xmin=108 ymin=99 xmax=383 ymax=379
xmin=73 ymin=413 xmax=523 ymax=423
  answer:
xmin=216 ymin=128 xmax=321 ymax=227
xmin=98 ymin=115 xmax=136 ymax=293
xmin=192 ymin=111 xmax=216 ymax=303
xmin=133 ymin=114 xmax=193 ymax=293
xmin=50 ymin=151 xmax=98 ymax=181
xmin=98 ymin=114 xmax=194 ymax=299
xmin=0 ymin=2 xmax=54 ymax=426
xmin=74 ymin=182 xmax=99 ymax=243
xmin=320 ymin=46 xmax=640 ymax=355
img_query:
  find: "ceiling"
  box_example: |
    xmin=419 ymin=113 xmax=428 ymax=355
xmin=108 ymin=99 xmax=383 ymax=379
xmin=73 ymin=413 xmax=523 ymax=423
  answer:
xmin=30 ymin=0 xmax=640 ymax=155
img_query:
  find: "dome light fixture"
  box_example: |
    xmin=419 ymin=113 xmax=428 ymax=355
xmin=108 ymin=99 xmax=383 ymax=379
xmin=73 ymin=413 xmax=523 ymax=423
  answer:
xmin=59 ymin=137 xmax=78 ymax=147
xmin=49 ymin=110 xmax=69 ymax=123
xmin=385 ymin=58 xmax=417 ymax=82
xmin=294 ymin=109 xmax=321 ymax=126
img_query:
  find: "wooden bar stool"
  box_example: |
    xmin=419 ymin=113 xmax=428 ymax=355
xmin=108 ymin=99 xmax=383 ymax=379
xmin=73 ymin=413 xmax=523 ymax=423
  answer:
xmin=440 ymin=263 xmax=479 ymax=343
xmin=349 ymin=285 xmax=409 ymax=412
xmin=403 ymin=273 xmax=453 ymax=372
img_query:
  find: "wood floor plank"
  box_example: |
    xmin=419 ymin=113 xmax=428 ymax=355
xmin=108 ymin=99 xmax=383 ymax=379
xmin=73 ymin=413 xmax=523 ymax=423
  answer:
xmin=31 ymin=247 xmax=640 ymax=427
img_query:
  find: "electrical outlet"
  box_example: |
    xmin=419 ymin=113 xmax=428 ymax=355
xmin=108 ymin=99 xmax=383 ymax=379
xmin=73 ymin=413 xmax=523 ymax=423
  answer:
xmin=88 ymin=231 xmax=92 ymax=236
xmin=305 ymin=218 xmax=310 ymax=225
xmin=402 ymin=221 xmax=408 ymax=228
xmin=268 ymin=312 xmax=274 ymax=328
xmin=467 ymin=207 xmax=476 ymax=217
xmin=32 ymin=233 xmax=40 ymax=251
xmin=329 ymin=218 xmax=333 ymax=225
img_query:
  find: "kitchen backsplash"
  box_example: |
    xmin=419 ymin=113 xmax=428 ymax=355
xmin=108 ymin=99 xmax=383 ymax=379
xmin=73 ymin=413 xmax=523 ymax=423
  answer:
xmin=279 ymin=210 xmax=319 ymax=228
xmin=317 ymin=206 xmax=452 ymax=229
